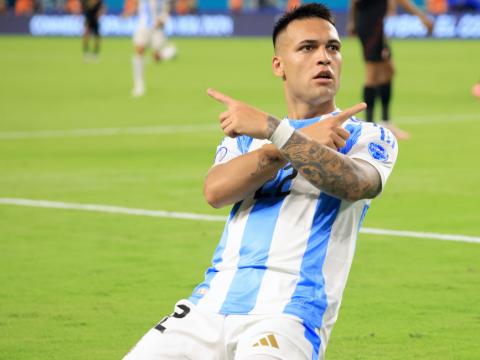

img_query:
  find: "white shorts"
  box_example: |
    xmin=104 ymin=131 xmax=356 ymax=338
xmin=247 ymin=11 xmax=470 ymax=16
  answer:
xmin=133 ymin=26 xmax=167 ymax=52
xmin=122 ymin=299 xmax=315 ymax=360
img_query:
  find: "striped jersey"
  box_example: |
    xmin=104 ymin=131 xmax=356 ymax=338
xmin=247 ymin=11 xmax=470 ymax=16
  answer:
xmin=189 ymin=112 xmax=398 ymax=354
xmin=137 ymin=0 xmax=169 ymax=27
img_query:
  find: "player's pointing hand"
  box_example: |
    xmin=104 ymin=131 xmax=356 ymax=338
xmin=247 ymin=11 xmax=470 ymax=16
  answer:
xmin=334 ymin=102 xmax=367 ymax=124
xmin=300 ymin=102 xmax=366 ymax=150
xmin=207 ymin=88 xmax=280 ymax=139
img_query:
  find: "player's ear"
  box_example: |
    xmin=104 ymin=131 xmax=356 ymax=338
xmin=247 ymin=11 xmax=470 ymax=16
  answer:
xmin=272 ymin=56 xmax=285 ymax=79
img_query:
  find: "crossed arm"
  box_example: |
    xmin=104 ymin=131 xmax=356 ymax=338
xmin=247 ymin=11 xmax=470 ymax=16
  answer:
xmin=204 ymin=89 xmax=382 ymax=208
xmin=278 ymin=122 xmax=382 ymax=202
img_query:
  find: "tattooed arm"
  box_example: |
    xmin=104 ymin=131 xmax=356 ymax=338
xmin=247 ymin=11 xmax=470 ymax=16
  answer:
xmin=280 ymin=129 xmax=382 ymax=201
xmin=207 ymin=88 xmax=382 ymax=202
xmin=204 ymin=144 xmax=286 ymax=208
xmin=265 ymin=106 xmax=382 ymax=202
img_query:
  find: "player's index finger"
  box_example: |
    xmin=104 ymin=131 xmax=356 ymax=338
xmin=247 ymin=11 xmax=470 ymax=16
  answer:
xmin=334 ymin=102 xmax=367 ymax=124
xmin=207 ymin=88 xmax=234 ymax=106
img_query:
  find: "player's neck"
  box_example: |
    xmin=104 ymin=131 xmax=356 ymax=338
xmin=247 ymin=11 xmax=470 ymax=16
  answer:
xmin=286 ymin=99 xmax=337 ymax=120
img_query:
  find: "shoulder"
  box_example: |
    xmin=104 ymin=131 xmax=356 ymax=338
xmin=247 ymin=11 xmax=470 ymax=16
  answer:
xmin=340 ymin=118 xmax=398 ymax=156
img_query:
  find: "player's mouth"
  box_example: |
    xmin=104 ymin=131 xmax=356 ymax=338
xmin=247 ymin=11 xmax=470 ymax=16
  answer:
xmin=312 ymin=70 xmax=334 ymax=84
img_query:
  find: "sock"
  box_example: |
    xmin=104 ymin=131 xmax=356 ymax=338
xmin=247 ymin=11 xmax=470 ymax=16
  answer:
xmin=378 ymin=81 xmax=392 ymax=121
xmin=363 ymin=86 xmax=376 ymax=122
xmin=132 ymin=54 xmax=144 ymax=90
xmin=93 ymin=37 xmax=100 ymax=55
xmin=83 ymin=41 xmax=89 ymax=54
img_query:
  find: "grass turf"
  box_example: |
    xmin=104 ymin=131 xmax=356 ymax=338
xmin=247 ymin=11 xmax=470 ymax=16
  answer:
xmin=0 ymin=36 xmax=479 ymax=359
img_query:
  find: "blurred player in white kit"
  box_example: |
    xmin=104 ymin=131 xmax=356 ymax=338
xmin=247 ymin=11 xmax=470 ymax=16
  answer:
xmin=130 ymin=0 xmax=177 ymax=97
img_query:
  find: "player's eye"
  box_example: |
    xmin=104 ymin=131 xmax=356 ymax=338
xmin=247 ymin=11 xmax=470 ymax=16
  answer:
xmin=327 ymin=44 xmax=340 ymax=52
xmin=299 ymin=44 xmax=314 ymax=52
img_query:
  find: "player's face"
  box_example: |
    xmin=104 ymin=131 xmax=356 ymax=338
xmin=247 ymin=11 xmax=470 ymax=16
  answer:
xmin=273 ymin=18 xmax=342 ymax=107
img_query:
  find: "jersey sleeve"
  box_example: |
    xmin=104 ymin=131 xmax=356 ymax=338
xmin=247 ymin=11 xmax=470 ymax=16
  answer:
xmin=212 ymin=136 xmax=242 ymax=166
xmin=347 ymin=123 xmax=398 ymax=190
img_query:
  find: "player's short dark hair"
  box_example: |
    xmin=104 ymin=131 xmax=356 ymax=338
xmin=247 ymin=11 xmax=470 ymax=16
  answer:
xmin=272 ymin=3 xmax=336 ymax=48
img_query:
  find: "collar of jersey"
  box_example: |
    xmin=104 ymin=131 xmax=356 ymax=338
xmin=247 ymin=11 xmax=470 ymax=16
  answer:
xmin=285 ymin=108 xmax=341 ymax=130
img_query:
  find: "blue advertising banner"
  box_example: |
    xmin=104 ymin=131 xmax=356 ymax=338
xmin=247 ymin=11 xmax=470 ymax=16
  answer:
xmin=1 ymin=12 xmax=480 ymax=38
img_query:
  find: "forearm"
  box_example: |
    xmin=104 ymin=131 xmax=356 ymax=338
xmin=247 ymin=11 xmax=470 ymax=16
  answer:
xmin=204 ymin=145 xmax=286 ymax=208
xmin=206 ymin=89 xmax=379 ymax=201
xmin=397 ymin=0 xmax=424 ymax=17
xmin=280 ymin=131 xmax=381 ymax=201
xmin=348 ymin=0 xmax=357 ymax=24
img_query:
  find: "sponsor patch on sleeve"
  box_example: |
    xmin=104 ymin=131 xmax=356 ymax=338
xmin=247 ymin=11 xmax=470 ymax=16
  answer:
xmin=368 ymin=142 xmax=389 ymax=162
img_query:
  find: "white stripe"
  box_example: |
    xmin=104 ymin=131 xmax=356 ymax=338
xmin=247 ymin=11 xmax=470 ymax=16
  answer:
xmin=360 ymin=227 xmax=480 ymax=244
xmin=0 ymin=197 xmax=479 ymax=244
xmin=0 ymin=124 xmax=218 ymax=139
xmin=196 ymin=200 xmax=251 ymax=312
xmin=396 ymin=113 xmax=478 ymax=125
xmin=251 ymin=175 xmax=320 ymax=313
xmin=319 ymin=200 xmax=367 ymax=357
xmin=0 ymin=113 xmax=477 ymax=140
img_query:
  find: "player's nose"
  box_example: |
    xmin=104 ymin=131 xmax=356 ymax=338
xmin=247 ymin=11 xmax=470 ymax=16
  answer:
xmin=316 ymin=46 xmax=331 ymax=65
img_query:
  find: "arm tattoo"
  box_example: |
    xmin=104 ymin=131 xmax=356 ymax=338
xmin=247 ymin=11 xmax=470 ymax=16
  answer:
xmin=266 ymin=115 xmax=280 ymax=139
xmin=250 ymin=150 xmax=285 ymax=177
xmin=280 ymin=131 xmax=381 ymax=201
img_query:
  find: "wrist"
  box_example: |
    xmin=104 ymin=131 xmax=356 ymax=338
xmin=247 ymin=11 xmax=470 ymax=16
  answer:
xmin=269 ymin=119 xmax=295 ymax=149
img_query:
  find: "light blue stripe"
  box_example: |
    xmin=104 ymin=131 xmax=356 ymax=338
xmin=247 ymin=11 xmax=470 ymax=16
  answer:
xmin=289 ymin=117 xmax=321 ymax=129
xmin=189 ymin=202 xmax=241 ymax=304
xmin=357 ymin=203 xmax=370 ymax=232
xmin=189 ymin=269 xmax=217 ymax=305
xmin=339 ymin=123 xmax=362 ymax=155
xmin=219 ymin=195 xmax=286 ymax=314
xmin=283 ymin=193 xmax=341 ymax=329
xmin=304 ymin=324 xmax=320 ymax=360
xmin=236 ymin=135 xmax=253 ymax=154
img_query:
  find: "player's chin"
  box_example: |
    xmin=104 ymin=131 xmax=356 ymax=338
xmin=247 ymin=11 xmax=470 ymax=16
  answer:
xmin=311 ymin=87 xmax=335 ymax=102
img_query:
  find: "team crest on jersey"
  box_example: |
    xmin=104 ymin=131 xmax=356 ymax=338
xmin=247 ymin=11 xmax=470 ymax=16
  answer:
xmin=215 ymin=146 xmax=228 ymax=163
xmin=368 ymin=142 xmax=389 ymax=162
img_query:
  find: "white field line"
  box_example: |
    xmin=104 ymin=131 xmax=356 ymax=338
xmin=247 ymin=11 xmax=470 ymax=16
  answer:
xmin=0 ymin=124 xmax=219 ymax=140
xmin=1 ymin=198 xmax=479 ymax=244
xmin=397 ymin=113 xmax=479 ymax=125
xmin=0 ymin=113 xmax=477 ymax=140
xmin=0 ymin=198 xmax=226 ymax=222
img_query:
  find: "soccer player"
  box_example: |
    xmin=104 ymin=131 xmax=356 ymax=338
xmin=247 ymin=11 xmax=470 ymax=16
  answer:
xmin=348 ymin=0 xmax=433 ymax=140
xmin=81 ymin=0 xmax=104 ymax=61
xmin=123 ymin=4 xmax=398 ymax=359
xmin=130 ymin=0 xmax=177 ymax=97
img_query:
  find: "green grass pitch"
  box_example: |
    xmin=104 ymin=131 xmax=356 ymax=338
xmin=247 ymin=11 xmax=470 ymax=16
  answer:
xmin=0 ymin=36 xmax=479 ymax=359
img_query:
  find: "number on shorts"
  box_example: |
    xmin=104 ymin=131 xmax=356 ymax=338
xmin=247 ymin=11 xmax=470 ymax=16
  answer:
xmin=154 ymin=304 xmax=191 ymax=333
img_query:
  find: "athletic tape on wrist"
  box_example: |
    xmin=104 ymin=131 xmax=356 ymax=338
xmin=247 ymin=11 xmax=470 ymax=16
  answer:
xmin=269 ymin=119 xmax=295 ymax=149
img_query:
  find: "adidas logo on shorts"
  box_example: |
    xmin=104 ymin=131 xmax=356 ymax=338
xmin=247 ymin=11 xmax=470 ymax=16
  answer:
xmin=252 ymin=334 xmax=279 ymax=349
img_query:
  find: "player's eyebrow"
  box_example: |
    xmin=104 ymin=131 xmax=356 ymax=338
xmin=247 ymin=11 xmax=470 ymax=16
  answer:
xmin=296 ymin=39 xmax=319 ymax=47
xmin=296 ymin=38 xmax=342 ymax=48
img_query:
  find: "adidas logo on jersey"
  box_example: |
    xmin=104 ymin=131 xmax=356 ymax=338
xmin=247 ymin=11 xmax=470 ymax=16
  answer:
xmin=252 ymin=334 xmax=279 ymax=349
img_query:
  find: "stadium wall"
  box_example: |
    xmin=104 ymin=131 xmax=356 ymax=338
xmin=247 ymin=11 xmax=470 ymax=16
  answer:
xmin=0 ymin=12 xmax=480 ymax=38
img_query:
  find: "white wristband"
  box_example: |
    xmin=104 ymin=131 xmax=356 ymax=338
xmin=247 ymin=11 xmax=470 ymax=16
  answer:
xmin=269 ymin=119 xmax=295 ymax=149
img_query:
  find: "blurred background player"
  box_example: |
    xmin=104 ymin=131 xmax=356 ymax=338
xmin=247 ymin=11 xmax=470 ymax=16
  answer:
xmin=348 ymin=0 xmax=433 ymax=140
xmin=128 ymin=0 xmax=177 ymax=97
xmin=81 ymin=0 xmax=104 ymax=61
xmin=473 ymin=80 xmax=480 ymax=99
